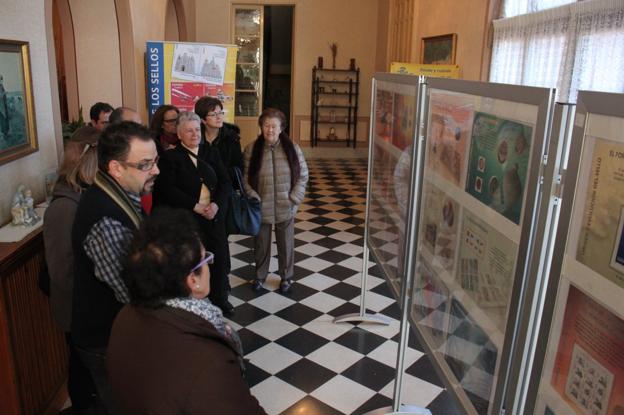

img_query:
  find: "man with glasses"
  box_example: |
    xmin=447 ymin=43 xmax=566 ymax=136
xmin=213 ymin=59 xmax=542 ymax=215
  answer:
xmin=71 ymin=121 xmax=159 ymax=414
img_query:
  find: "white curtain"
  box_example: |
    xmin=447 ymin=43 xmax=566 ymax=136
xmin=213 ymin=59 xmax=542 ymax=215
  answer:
xmin=491 ymin=0 xmax=624 ymax=102
xmin=503 ymin=0 xmax=575 ymax=18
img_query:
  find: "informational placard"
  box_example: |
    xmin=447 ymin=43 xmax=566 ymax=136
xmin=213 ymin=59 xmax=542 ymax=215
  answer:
xmin=367 ymin=75 xmax=420 ymax=298
xmin=390 ymin=62 xmax=460 ymax=79
xmin=146 ymin=41 xmax=238 ymax=122
xmin=534 ymin=92 xmax=624 ymax=415
xmin=409 ymin=79 xmax=549 ymax=415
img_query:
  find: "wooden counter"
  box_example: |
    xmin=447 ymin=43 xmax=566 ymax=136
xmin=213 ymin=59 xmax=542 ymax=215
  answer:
xmin=0 ymin=228 xmax=68 ymax=414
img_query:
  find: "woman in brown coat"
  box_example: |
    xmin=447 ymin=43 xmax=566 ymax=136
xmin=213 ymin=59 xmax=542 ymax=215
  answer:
xmin=244 ymin=108 xmax=309 ymax=293
xmin=108 ymin=208 xmax=266 ymax=415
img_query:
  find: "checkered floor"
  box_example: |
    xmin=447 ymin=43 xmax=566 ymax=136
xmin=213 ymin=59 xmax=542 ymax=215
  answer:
xmin=226 ymin=159 xmax=462 ymax=415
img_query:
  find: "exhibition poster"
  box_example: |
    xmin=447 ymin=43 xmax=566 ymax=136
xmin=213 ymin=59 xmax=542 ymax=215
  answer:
xmin=456 ymin=210 xmax=517 ymax=331
xmin=551 ymin=285 xmax=623 ymax=415
xmin=391 ymin=92 xmax=416 ymax=150
xmin=465 ymin=112 xmax=533 ymax=225
xmin=576 ymin=137 xmax=624 ymax=290
xmin=427 ymin=93 xmax=474 ymax=187
xmin=146 ymin=41 xmax=238 ymax=122
xmin=419 ymin=183 xmax=460 ymax=273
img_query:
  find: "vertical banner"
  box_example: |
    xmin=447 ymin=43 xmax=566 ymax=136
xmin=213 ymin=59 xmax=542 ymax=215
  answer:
xmin=145 ymin=41 xmax=238 ymax=123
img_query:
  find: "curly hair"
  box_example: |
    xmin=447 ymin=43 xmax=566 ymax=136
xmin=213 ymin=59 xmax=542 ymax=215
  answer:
xmin=122 ymin=207 xmax=203 ymax=308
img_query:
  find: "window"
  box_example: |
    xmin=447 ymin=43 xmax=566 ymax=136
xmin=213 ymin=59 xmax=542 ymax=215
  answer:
xmin=232 ymin=6 xmax=263 ymax=117
xmin=490 ymin=0 xmax=624 ymax=102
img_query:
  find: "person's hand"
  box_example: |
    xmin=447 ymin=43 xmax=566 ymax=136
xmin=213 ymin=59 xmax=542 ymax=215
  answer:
xmin=193 ymin=203 xmax=208 ymax=216
xmin=204 ymin=202 xmax=219 ymax=220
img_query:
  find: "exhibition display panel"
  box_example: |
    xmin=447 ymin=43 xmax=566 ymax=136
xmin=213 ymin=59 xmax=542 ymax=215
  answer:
xmin=364 ymin=74 xmax=560 ymax=415
xmin=530 ymin=91 xmax=624 ymax=415
xmin=366 ymin=74 xmax=422 ymax=303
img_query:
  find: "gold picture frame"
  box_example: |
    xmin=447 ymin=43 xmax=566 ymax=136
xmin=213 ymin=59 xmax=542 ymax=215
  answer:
xmin=0 ymin=39 xmax=37 ymax=166
xmin=420 ymin=33 xmax=457 ymax=65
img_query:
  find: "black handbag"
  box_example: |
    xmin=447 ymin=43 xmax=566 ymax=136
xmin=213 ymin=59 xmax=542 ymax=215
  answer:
xmin=228 ymin=167 xmax=261 ymax=236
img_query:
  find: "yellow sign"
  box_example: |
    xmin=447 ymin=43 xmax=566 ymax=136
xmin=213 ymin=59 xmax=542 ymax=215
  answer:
xmin=390 ymin=62 xmax=460 ymax=79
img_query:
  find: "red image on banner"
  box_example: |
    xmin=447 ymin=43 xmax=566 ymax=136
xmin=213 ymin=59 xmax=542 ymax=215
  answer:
xmin=551 ymin=285 xmax=624 ymax=415
xmin=170 ymin=82 xmax=207 ymax=112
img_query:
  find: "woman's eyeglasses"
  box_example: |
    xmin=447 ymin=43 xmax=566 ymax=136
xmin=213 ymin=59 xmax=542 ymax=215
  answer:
xmin=191 ymin=251 xmax=214 ymax=272
xmin=163 ymin=118 xmax=178 ymax=124
xmin=206 ymin=111 xmax=226 ymax=118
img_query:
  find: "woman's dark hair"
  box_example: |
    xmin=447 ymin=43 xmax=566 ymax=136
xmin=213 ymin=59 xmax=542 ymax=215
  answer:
xmin=248 ymin=108 xmax=300 ymax=192
xmin=149 ymin=105 xmax=179 ymax=136
xmin=194 ymin=96 xmax=223 ymax=137
xmin=122 ymin=207 xmax=203 ymax=308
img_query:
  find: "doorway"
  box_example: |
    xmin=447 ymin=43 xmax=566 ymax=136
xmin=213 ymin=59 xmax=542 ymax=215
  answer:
xmin=262 ymin=5 xmax=293 ymax=134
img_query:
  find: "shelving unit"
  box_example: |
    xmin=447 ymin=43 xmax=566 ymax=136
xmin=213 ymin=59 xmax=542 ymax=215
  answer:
xmin=310 ymin=66 xmax=359 ymax=147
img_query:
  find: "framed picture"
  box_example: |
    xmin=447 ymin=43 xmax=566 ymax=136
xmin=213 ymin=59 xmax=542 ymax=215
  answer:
xmin=421 ymin=33 xmax=457 ymax=65
xmin=0 ymin=39 xmax=37 ymax=166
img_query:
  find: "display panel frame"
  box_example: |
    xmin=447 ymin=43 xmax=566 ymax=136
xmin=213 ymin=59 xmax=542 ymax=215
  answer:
xmin=529 ymin=91 xmax=624 ymax=415
xmin=405 ymin=78 xmax=556 ymax=415
xmin=366 ymin=73 xmax=424 ymax=304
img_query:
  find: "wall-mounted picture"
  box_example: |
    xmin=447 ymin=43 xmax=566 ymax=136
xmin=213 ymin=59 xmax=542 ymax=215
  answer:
xmin=421 ymin=33 xmax=457 ymax=65
xmin=0 ymin=39 xmax=37 ymax=166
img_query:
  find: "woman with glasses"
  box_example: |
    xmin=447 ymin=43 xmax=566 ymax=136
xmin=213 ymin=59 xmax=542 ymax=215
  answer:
xmin=43 ymin=125 xmax=100 ymax=414
xmin=108 ymin=208 xmax=266 ymax=414
xmin=244 ymin=108 xmax=309 ymax=294
xmin=153 ymin=111 xmax=234 ymax=315
xmin=149 ymin=104 xmax=180 ymax=152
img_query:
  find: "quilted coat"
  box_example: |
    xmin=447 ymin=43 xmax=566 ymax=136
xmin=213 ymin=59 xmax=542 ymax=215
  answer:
xmin=243 ymin=139 xmax=308 ymax=224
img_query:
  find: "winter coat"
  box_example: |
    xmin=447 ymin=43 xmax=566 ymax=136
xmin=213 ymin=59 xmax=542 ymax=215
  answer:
xmin=243 ymin=138 xmax=308 ymax=224
xmin=108 ymin=305 xmax=266 ymax=415
xmin=43 ymin=181 xmax=81 ymax=332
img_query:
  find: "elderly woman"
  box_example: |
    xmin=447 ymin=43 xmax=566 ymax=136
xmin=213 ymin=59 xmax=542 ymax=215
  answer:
xmin=153 ymin=111 xmax=233 ymax=315
xmin=244 ymin=108 xmax=309 ymax=293
xmin=108 ymin=208 xmax=266 ymax=414
xmin=43 ymin=126 xmax=100 ymax=414
xmin=149 ymin=104 xmax=180 ymax=152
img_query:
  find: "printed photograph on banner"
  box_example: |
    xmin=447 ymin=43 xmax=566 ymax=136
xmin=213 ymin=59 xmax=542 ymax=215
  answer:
xmin=170 ymin=82 xmax=235 ymax=114
xmin=412 ymin=257 xmax=451 ymax=348
xmin=391 ymin=93 xmax=416 ymax=150
xmin=375 ymin=89 xmax=394 ymax=142
xmin=576 ymin=137 xmax=624 ymax=290
xmin=427 ymin=93 xmax=474 ymax=187
xmin=419 ymin=183 xmax=460 ymax=273
xmin=465 ymin=112 xmax=532 ymax=225
xmin=456 ymin=210 xmax=517 ymax=332
xmin=551 ymin=285 xmax=623 ymax=415
xmin=171 ymin=44 xmax=227 ymax=85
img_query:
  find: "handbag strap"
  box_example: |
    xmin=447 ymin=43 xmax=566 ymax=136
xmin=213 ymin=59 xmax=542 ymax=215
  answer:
xmin=231 ymin=166 xmax=248 ymax=198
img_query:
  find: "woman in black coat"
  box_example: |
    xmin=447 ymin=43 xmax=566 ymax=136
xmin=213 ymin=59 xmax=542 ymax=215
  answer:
xmin=153 ymin=111 xmax=233 ymax=315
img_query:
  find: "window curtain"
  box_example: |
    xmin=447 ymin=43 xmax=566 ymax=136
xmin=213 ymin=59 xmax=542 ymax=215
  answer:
xmin=491 ymin=0 xmax=624 ymax=102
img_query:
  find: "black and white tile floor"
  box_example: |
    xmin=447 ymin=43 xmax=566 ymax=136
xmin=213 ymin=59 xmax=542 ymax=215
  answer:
xmin=226 ymin=159 xmax=462 ymax=415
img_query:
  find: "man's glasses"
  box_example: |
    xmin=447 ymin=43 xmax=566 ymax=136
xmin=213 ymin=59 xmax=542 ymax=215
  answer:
xmin=206 ymin=110 xmax=226 ymax=118
xmin=191 ymin=251 xmax=214 ymax=272
xmin=119 ymin=156 xmax=160 ymax=172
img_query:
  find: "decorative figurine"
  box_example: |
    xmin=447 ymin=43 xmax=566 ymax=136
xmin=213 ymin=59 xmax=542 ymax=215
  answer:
xmin=327 ymin=127 xmax=338 ymax=140
xmin=10 ymin=185 xmax=40 ymax=227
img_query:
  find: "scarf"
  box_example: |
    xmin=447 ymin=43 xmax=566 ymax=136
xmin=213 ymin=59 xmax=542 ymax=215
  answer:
xmin=94 ymin=170 xmax=142 ymax=229
xmin=165 ymin=297 xmax=243 ymax=357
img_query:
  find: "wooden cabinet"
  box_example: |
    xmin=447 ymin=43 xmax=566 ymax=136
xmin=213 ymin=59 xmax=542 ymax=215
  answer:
xmin=310 ymin=67 xmax=359 ymax=147
xmin=0 ymin=229 xmax=67 ymax=414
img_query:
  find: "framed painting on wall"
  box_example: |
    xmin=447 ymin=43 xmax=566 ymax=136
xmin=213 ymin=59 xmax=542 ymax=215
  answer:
xmin=421 ymin=33 xmax=458 ymax=65
xmin=0 ymin=39 xmax=37 ymax=166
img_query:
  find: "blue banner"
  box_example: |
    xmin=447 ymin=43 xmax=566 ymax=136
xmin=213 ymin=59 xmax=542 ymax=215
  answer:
xmin=146 ymin=41 xmax=164 ymax=118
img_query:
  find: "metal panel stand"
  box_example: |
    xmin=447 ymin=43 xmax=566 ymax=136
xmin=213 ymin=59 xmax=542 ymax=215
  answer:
xmin=363 ymin=406 xmax=432 ymax=415
xmin=333 ymin=244 xmax=391 ymax=325
xmin=334 ymin=76 xmax=392 ymax=326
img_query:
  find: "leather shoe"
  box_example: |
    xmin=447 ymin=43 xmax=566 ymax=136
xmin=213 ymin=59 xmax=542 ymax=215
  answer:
xmin=251 ymin=280 xmax=264 ymax=292
xmin=279 ymin=279 xmax=293 ymax=294
xmin=216 ymin=300 xmax=234 ymax=317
